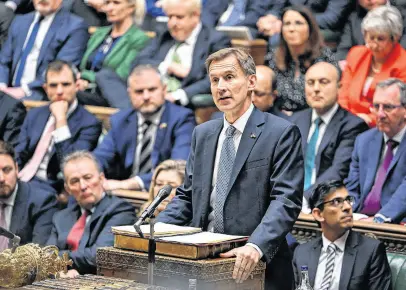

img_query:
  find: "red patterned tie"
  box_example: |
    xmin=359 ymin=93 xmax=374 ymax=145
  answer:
xmin=0 ymin=203 xmax=8 ymax=251
xmin=66 ymin=211 xmax=89 ymax=251
xmin=18 ymin=120 xmax=56 ymax=182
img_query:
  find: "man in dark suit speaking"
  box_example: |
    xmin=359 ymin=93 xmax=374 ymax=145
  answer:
xmin=157 ymin=48 xmax=304 ymax=289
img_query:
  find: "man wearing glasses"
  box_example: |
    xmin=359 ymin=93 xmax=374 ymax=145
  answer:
xmin=292 ymin=180 xmax=392 ymax=290
xmin=346 ymin=78 xmax=406 ymax=224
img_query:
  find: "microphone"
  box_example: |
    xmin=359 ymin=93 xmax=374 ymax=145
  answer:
xmin=134 ymin=184 xmax=172 ymax=229
xmin=0 ymin=226 xmax=21 ymax=253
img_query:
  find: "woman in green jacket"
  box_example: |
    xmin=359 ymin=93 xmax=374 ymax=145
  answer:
xmin=77 ymin=0 xmax=149 ymax=108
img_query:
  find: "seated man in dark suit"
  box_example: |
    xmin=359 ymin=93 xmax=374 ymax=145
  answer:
xmin=0 ymin=92 xmax=26 ymax=147
xmin=15 ymin=60 xmax=102 ymax=192
xmin=95 ymin=65 xmax=196 ymax=192
xmin=0 ymin=141 xmax=58 ymax=251
xmin=130 ymin=0 xmax=230 ymax=107
xmin=47 ymin=151 xmax=136 ymax=277
xmin=293 ymin=180 xmax=392 ymax=289
xmin=0 ymin=0 xmax=89 ymax=101
xmin=346 ymin=78 xmax=406 ymax=224
xmin=290 ymin=62 xmax=368 ymax=213
xmin=257 ymin=0 xmax=353 ymax=46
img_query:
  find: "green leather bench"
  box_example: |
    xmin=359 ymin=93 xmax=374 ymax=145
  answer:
xmin=388 ymin=253 xmax=406 ymax=290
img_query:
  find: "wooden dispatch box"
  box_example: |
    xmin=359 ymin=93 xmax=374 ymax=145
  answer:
xmin=97 ymin=247 xmax=266 ymax=290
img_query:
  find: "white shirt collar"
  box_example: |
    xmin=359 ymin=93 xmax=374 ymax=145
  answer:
xmin=321 ymin=230 xmax=350 ymax=253
xmin=384 ymin=124 xmax=406 ymax=144
xmin=0 ymin=182 xmax=18 ymax=207
xmin=184 ymin=22 xmax=202 ymax=46
xmin=311 ymin=103 xmax=339 ymax=126
xmin=35 ymin=10 xmax=57 ymax=22
xmin=223 ymin=103 xmax=254 ymax=134
xmin=137 ymin=104 xmax=165 ymax=126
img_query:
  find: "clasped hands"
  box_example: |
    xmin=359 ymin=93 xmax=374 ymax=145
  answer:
xmin=220 ymin=245 xmax=261 ymax=284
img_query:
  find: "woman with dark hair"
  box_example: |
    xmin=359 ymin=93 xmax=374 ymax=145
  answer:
xmin=266 ymin=6 xmax=337 ymax=113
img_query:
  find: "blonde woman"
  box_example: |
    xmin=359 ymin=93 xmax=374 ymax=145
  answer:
xmin=140 ymin=160 xmax=186 ymax=216
xmin=77 ymin=0 xmax=149 ymax=108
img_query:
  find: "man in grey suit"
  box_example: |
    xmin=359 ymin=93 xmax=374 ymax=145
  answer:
xmin=157 ymin=48 xmax=304 ymax=290
xmin=292 ymin=180 xmax=392 ymax=290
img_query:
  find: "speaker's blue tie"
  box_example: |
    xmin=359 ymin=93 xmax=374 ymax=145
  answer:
xmin=304 ymin=118 xmax=322 ymax=190
xmin=14 ymin=16 xmax=44 ymax=87
xmin=222 ymin=0 xmax=246 ymax=26
xmin=213 ymin=125 xmax=236 ymax=233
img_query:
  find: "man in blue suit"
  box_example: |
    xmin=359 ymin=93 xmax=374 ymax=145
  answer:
xmin=47 ymin=151 xmax=136 ymax=277
xmin=15 ymin=60 xmax=102 ymax=192
xmin=290 ymin=62 xmax=368 ymax=211
xmin=0 ymin=0 xmax=89 ymax=100
xmin=157 ymin=48 xmax=304 ymax=290
xmin=346 ymin=78 xmax=406 ymax=224
xmin=0 ymin=141 xmax=58 ymax=251
xmin=95 ymin=65 xmax=196 ymax=192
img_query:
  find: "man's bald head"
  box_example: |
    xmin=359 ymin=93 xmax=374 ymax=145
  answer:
xmin=252 ymin=65 xmax=277 ymax=112
xmin=305 ymin=62 xmax=341 ymax=115
xmin=306 ymin=62 xmax=341 ymax=84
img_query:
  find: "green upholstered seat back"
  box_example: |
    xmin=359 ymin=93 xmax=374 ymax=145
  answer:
xmin=387 ymin=253 xmax=406 ymax=290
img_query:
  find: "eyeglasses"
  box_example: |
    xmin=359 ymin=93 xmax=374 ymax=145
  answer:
xmin=317 ymin=196 xmax=354 ymax=209
xmin=370 ymin=103 xmax=404 ymax=113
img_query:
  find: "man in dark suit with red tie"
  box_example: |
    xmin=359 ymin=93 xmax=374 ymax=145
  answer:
xmin=46 ymin=150 xmax=136 ymax=277
xmin=346 ymin=78 xmax=406 ymax=224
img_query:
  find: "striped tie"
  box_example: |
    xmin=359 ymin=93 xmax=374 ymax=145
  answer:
xmin=138 ymin=120 xmax=154 ymax=174
xmin=320 ymin=243 xmax=337 ymax=290
xmin=0 ymin=203 xmax=9 ymax=251
xmin=213 ymin=125 xmax=236 ymax=233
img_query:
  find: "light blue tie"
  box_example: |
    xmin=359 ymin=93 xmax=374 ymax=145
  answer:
xmin=304 ymin=118 xmax=322 ymax=190
xmin=213 ymin=125 xmax=236 ymax=233
xmin=14 ymin=16 xmax=44 ymax=87
xmin=222 ymin=0 xmax=246 ymax=26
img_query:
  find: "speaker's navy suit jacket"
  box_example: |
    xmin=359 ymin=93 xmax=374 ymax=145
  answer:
xmin=46 ymin=194 xmax=136 ymax=274
xmin=130 ymin=24 xmax=230 ymax=100
xmin=290 ymin=106 xmax=368 ymax=198
xmin=0 ymin=92 xmax=26 ymax=147
xmin=346 ymin=128 xmax=406 ymax=223
xmin=10 ymin=181 xmax=58 ymax=246
xmin=94 ymin=101 xmax=196 ymax=190
xmin=0 ymin=8 xmax=88 ymax=93
xmin=157 ymin=108 xmax=304 ymax=289
xmin=292 ymin=231 xmax=392 ymax=290
xmin=15 ymin=104 xmax=102 ymax=190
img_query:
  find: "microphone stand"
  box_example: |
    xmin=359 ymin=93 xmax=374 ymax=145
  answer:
xmin=148 ymin=215 xmax=156 ymax=286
